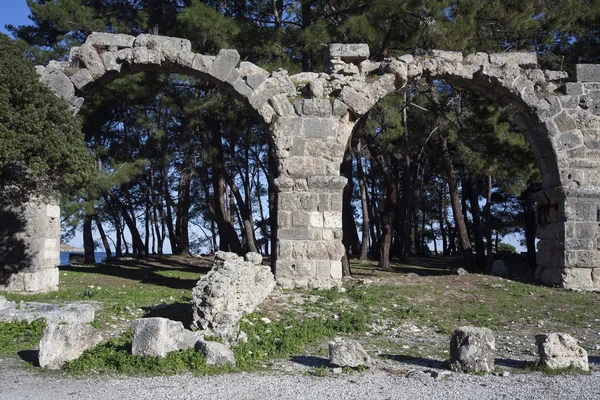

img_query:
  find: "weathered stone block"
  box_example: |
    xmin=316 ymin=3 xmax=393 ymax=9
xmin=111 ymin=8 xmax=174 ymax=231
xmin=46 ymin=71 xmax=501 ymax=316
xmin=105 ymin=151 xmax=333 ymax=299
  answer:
xmin=196 ymin=340 xmax=236 ymax=366
xmin=132 ymin=317 xmax=201 ymax=357
xmin=38 ymin=323 xmax=103 ymax=370
xmin=329 ymin=338 xmax=371 ymax=367
xmin=78 ymin=43 xmax=106 ymax=79
xmin=575 ymin=64 xmax=600 ymax=82
xmin=209 ymin=49 xmax=240 ymax=81
xmin=86 ymin=32 xmax=135 ymax=48
xmin=489 ymin=52 xmax=537 ymax=68
xmin=536 ymin=333 xmax=589 ymax=371
xmin=43 ymin=68 xmax=75 ymax=99
xmin=302 ymin=117 xmax=338 ymax=139
xmin=449 ymin=326 xmax=495 ymax=373
xmin=327 ymin=44 xmax=370 ymax=61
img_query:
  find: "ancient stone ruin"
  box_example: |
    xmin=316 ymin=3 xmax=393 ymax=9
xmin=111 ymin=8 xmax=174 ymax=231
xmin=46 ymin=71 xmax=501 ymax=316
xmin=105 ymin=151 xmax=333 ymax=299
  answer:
xmin=3 ymin=32 xmax=600 ymax=292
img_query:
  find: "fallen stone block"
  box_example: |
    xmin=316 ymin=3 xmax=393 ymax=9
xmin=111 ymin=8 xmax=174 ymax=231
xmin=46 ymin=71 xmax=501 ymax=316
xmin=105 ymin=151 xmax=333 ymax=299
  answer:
xmin=449 ymin=326 xmax=495 ymax=373
xmin=131 ymin=317 xmax=203 ymax=357
xmin=196 ymin=340 xmax=236 ymax=366
xmin=0 ymin=300 xmax=95 ymax=325
xmin=191 ymin=251 xmax=275 ymax=340
xmin=535 ymin=333 xmax=589 ymax=371
xmin=328 ymin=337 xmax=371 ymax=368
xmin=38 ymin=323 xmax=103 ymax=370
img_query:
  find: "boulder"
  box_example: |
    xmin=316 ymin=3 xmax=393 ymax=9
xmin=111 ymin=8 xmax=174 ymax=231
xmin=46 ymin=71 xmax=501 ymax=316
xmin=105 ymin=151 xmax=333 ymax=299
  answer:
xmin=38 ymin=323 xmax=103 ymax=370
xmin=449 ymin=326 xmax=495 ymax=373
xmin=328 ymin=337 xmax=371 ymax=368
xmin=191 ymin=251 xmax=275 ymax=340
xmin=131 ymin=317 xmax=202 ymax=357
xmin=196 ymin=340 xmax=236 ymax=366
xmin=491 ymin=260 xmax=508 ymax=276
xmin=535 ymin=333 xmax=589 ymax=371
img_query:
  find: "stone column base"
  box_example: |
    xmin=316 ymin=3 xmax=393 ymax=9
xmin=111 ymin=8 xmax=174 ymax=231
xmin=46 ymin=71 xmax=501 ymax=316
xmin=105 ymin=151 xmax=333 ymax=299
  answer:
xmin=0 ymin=267 xmax=59 ymax=294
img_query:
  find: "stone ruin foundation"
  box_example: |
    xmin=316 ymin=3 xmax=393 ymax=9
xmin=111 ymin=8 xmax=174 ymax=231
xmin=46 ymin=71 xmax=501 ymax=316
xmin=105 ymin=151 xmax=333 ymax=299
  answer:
xmin=4 ymin=32 xmax=600 ymax=292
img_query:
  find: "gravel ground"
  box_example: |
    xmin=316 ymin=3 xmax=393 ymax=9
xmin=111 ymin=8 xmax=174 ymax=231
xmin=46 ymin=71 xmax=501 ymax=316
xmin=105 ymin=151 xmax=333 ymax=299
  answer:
xmin=2 ymin=358 xmax=600 ymax=400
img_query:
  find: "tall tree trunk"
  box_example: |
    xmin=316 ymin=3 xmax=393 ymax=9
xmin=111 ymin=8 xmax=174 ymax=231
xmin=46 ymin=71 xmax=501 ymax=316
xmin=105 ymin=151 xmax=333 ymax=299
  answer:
xmin=301 ymin=0 xmax=312 ymax=71
xmin=94 ymin=214 xmax=112 ymax=258
xmin=484 ymin=175 xmax=494 ymax=272
xmin=469 ymin=174 xmax=486 ymax=272
xmin=83 ymin=214 xmax=95 ymax=264
xmin=341 ymin=253 xmax=352 ymax=277
xmin=226 ymin=172 xmax=259 ymax=253
xmin=356 ymin=150 xmax=370 ymax=260
xmin=439 ymin=134 xmax=475 ymax=272
xmin=108 ymin=190 xmax=147 ymax=257
xmin=400 ymin=92 xmax=413 ymax=262
xmin=341 ymin=138 xmax=360 ymax=257
xmin=440 ymin=185 xmax=448 ymax=255
xmin=364 ymin=128 xmax=397 ymax=270
xmin=524 ymin=181 xmax=537 ymax=268
xmin=268 ymin=137 xmax=278 ymax=273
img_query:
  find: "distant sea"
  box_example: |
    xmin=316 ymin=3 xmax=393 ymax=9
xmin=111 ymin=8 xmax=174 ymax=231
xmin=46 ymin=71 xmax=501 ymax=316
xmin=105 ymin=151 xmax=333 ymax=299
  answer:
xmin=59 ymin=252 xmax=107 ymax=265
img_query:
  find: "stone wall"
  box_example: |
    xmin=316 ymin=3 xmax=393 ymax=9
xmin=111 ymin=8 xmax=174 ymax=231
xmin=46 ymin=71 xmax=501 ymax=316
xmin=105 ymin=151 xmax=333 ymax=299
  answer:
xmin=21 ymin=32 xmax=600 ymax=291
xmin=0 ymin=198 xmax=60 ymax=293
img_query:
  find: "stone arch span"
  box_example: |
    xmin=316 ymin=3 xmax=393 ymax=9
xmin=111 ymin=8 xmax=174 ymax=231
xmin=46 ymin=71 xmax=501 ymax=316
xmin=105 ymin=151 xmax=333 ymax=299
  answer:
xmin=4 ymin=34 xmax=600 ymax=293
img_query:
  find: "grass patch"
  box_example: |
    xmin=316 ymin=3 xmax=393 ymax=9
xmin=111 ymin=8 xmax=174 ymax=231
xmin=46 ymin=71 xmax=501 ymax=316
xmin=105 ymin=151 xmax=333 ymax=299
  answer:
xmin=0 ymin=319 xmax=46 ymax=356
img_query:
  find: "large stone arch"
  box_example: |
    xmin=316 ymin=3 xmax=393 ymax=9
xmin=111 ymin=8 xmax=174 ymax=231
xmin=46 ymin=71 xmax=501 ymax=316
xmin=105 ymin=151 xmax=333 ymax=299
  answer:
xmin=3 ymin=33 xmax=600 ymax=293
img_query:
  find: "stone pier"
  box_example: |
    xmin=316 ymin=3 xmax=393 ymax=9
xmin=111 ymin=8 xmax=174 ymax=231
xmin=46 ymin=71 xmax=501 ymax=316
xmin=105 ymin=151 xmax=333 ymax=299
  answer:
xmin=0 ymin=198 xmax=60 ymax=293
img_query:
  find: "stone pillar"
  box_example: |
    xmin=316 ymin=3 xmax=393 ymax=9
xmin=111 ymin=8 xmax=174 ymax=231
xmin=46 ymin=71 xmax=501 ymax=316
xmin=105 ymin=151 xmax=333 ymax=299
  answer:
xmin=271 ymin=110 xmax=354 ymax=288
xmin=533 ymin=64 xmax=600 ymax=290
xmin=0 ymin=198 xmax=60 ymax=293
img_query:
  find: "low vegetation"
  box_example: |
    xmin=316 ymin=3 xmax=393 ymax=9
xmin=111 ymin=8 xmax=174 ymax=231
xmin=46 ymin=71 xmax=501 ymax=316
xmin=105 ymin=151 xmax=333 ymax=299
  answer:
xmin=1 ymin=256 xmax=599 ymax=376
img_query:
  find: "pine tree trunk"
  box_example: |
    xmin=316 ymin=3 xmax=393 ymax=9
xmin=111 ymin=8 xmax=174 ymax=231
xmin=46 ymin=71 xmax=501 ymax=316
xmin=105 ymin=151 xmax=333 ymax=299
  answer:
xmin=364 ymin=132 xmax=397 ymax=270
xmin=94 ymin=214 xmax=112 ymax=258
xmin=439 ymin=134 xmax=475 ymax=272
xmin=484 ymin=175 xmax=494 ymax=272
xmin=525 ymin=182 xmax=537 ymax=268
xmin=341 ymin=140 xmax=360 ymax=256
xmin=356 ymin=152 xmax=370 ymax=261
xmin=469 ymin=174 xmax=486 ymax=272
xmin=341 ymin=253 xmax=352 ymax=277
xmin=108 ymin=191 xmax=147 ymax=257
xmin=83 ymin=214 xmax=95 ymax=264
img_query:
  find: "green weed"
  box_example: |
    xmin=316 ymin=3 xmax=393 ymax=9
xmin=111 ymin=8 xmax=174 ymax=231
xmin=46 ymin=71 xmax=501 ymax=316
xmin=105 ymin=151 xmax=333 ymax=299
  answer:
xmin=0 ymin=319 xmax=46 ymax=356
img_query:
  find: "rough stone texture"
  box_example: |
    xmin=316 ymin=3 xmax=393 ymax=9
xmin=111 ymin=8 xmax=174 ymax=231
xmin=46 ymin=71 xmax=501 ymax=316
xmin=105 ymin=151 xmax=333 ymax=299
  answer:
xmin=327 ymin=44 xmax=370 ymax=61
xmin=38 ymin=323 xmax=103 ymax=370
xmin=535 ymin=333 xmax=589 ymax=371
xmin=0 ymin=300 xmax=95 ymax=324
xmin=191 ymin=252 xmax=275 ymax=339
xmin=131 ymin=317 xmax=202 ymax=358
xmin=449 ymin=326 xmax=495 ymax=373
xmin=196 ymin=340 xmax=236 ymax=366
xmin=328 ymin=337 xmax=371 ymax=368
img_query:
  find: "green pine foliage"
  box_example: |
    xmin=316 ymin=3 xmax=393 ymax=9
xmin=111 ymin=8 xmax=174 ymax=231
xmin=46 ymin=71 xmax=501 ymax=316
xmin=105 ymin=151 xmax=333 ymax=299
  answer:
xmin=0 ymin=33 xmax=93 ymax=197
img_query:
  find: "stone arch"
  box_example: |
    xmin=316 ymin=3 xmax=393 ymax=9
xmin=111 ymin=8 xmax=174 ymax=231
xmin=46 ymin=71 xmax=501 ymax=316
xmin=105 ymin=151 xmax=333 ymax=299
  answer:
xmin=6 ymin=35 xmax=600 ymax=293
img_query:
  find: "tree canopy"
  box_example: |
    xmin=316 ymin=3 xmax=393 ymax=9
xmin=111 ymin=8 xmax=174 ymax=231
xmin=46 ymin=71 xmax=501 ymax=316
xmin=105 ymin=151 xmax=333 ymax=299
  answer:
xmin=0 ymin=33 xmax=92 ymax=199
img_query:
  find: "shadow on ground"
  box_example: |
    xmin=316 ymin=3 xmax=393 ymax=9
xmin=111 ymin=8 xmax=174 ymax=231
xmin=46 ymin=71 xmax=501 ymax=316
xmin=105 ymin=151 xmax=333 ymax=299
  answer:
xmin=143 ymin=302 xmax=194 ymax=328
xmin=290 ymin=355 xmax=330 ymax=368
xmin=59 ymin=256 xmax=213 ymax=291
xmin=379 ymin=354 xmax=446 ymax=369
xmin=18 ymin=349 xmax=39 ymax=367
